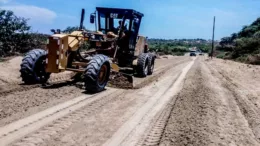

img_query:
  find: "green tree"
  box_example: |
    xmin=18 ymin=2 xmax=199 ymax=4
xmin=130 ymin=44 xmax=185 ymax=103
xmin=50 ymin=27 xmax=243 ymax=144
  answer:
xmin=253 ymin=31 xmax=260 ymax=38
xmin=219 ymin=37 xmax=232 ymax=46
xmin=231 ymin=33 xmax=238 ymax=41
xmin=0 ymin=9 xmax=31 ymax=56
xmin=0 ymin=9 xmax=48 ymax=57
xmin=217 ymin=17 xmax=260 ymax=63
xmin=62 ymin=26 xmax=88 ymax=33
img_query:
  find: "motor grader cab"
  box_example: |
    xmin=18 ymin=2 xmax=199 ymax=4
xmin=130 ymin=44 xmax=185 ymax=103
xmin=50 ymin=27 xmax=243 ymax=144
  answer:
xmin=19 ymin=7 xmax=155 ymax=93
xmin=89 ymin=7 xmax=153 ymax=67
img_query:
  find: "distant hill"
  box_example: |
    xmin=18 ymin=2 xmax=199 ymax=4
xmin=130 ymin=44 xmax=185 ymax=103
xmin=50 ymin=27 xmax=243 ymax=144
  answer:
xmin=148 ymin=38 xmax=214 ymax=56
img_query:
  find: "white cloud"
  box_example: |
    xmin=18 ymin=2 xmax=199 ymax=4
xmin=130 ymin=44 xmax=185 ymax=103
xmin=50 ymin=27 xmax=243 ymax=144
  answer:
xmin=0 ymin=5 xmax=57 ymax=24
xmin=0 ymin=0 xmax=10 ymax=3
xmin=58 ymin=14 xmax=77 ymax=20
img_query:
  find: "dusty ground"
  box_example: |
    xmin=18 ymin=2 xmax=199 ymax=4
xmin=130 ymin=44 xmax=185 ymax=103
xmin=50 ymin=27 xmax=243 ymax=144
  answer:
xmin=0 ymin=55 xmax=191 ymax=146
xmin=0 ymin=56 xmax=185 ymax=127
xmin=0 ymin=57 xmax=23 ymax=85
xmin=160 ymin=57 xmax=260 ymax=146
xmin=0 ymin=57 xmax=74 ymax=92
xmin=0 ymin=55 xmax=260 ymax=146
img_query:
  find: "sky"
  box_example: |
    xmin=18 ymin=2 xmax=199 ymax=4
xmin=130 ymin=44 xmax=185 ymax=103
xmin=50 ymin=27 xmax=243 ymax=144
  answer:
xmin=0 ymin=0 xmax=260 ymax=40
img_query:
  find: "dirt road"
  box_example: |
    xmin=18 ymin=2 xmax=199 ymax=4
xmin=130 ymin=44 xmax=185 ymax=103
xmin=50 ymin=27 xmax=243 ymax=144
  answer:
xmin=158 ymin=57 xmax=260 ymax=146
xmin=0 ymin=56 xmax=260 ymax=146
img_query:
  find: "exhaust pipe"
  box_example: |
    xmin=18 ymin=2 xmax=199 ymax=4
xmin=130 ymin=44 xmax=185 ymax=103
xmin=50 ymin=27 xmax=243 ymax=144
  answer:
xmin=79 ymin=8 xmax=85 ymax=30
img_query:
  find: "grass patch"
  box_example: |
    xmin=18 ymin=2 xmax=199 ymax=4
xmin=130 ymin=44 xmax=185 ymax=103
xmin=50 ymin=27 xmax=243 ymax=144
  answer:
xmin=172 ymin=52 xmax=185 ymax=56
xmin=216 ymin=52 xmax=226 ymax=59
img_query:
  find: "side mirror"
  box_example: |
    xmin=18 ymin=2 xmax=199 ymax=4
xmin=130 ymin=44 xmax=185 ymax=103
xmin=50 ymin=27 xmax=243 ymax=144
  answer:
xmin=90 ymin=14 xmax=95 ymax=24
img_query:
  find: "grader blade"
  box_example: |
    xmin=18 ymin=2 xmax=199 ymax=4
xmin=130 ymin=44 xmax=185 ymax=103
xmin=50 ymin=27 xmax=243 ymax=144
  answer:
xmin=111 ymin=63 xmax=134 ymax=84
xmin=121 ymin=72 xmax=134 ymax=83
xmin=109 ymin=70 xmax=134 ymax=89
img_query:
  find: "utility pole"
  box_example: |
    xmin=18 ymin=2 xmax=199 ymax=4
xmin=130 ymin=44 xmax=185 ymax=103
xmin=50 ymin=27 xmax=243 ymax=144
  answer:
xmin=211 ymin=16 xmax=216 ymax=59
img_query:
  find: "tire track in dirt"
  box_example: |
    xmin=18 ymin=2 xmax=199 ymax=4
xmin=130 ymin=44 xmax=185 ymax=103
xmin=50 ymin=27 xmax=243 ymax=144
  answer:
xmin=137 ymin=101 xmax=173 ymax=146
xmin=11 ymin=89 xmax=127 ymax=146
xmin=158 ymin=58 xmax=259 ymax=146
xmin=0 ymin=73 xmax=76 ymax=97
xmin=104 ymin=58 xmax=195 ymax=146
xmin=207 ymin=62 xmax=260 ymax=142
xmin=41 ymin=58 xmax=191 ymax=146
xmin=135 ymin=58 xmax=199 ymax=146
xmin=0 ymin=88 xmax=122 ymax=146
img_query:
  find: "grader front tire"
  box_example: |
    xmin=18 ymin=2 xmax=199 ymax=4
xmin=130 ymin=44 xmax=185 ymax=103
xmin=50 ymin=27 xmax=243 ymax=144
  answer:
xmin=84 ymin=54 xmax=111 ymax=93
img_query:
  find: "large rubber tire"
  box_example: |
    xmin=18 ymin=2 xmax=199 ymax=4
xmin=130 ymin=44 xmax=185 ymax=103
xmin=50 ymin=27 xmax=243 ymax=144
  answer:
xmin=147 ymin=53 xmax=155 ymax=75
xmin=136 ymin=53 xmax=149 ymax=77
xmin=20 ymin=49 xmax=50 ymax=84
xmin=84 ymin=54 xmax=111 ymax=93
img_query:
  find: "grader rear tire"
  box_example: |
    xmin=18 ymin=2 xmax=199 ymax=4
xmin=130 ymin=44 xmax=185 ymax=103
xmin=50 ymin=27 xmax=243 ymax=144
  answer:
xmin=84 ymin=54 xmax=111 ymax=93
xmin=136 ymin=53 xmax=149 ymax=77
xmin=147 ymin=53 xmax=155 ymax=75
xmin=20 ymin=49 xmax=50 ymax=84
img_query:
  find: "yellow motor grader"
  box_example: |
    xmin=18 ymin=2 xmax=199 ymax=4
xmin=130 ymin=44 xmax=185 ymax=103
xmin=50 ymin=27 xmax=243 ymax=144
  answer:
xmin=20 ymin=7 xmax=156 ymax=93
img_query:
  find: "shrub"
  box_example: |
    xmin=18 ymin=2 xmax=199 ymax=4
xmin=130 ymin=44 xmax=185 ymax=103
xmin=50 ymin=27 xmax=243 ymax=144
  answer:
xmin=232 ymin=38 xmax=260 ymax=58
xmin=217 ymin=17 xmax=260 ymax=64
xmin=216 ymin=54 xmax=225 ymax=59
xmin=235 ymin=55 xmax=248 ymax=63
xmin=173 ymin=52 xmax=185 ymax=56
xmin=246 ymin=54 xmax=260 ymax=65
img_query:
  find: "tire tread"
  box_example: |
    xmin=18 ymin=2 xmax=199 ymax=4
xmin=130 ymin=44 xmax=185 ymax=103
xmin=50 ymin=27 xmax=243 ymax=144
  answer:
xmin=84 ymin=54 xmax=110 ymax=93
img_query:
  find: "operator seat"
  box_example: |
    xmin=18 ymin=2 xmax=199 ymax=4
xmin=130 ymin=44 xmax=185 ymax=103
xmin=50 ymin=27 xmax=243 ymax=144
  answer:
xmin=118 ymin=30 xmax=131 ymax=50
xmin=116 ymin=30 xmax=134 ymax=67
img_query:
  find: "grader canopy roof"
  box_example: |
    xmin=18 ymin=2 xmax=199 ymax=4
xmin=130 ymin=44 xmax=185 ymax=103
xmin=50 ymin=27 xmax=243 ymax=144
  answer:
xmin=95 ymin=7 xmax=144 ymax=35
xmin=96 ymin=7 xmax=144 ymax=18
